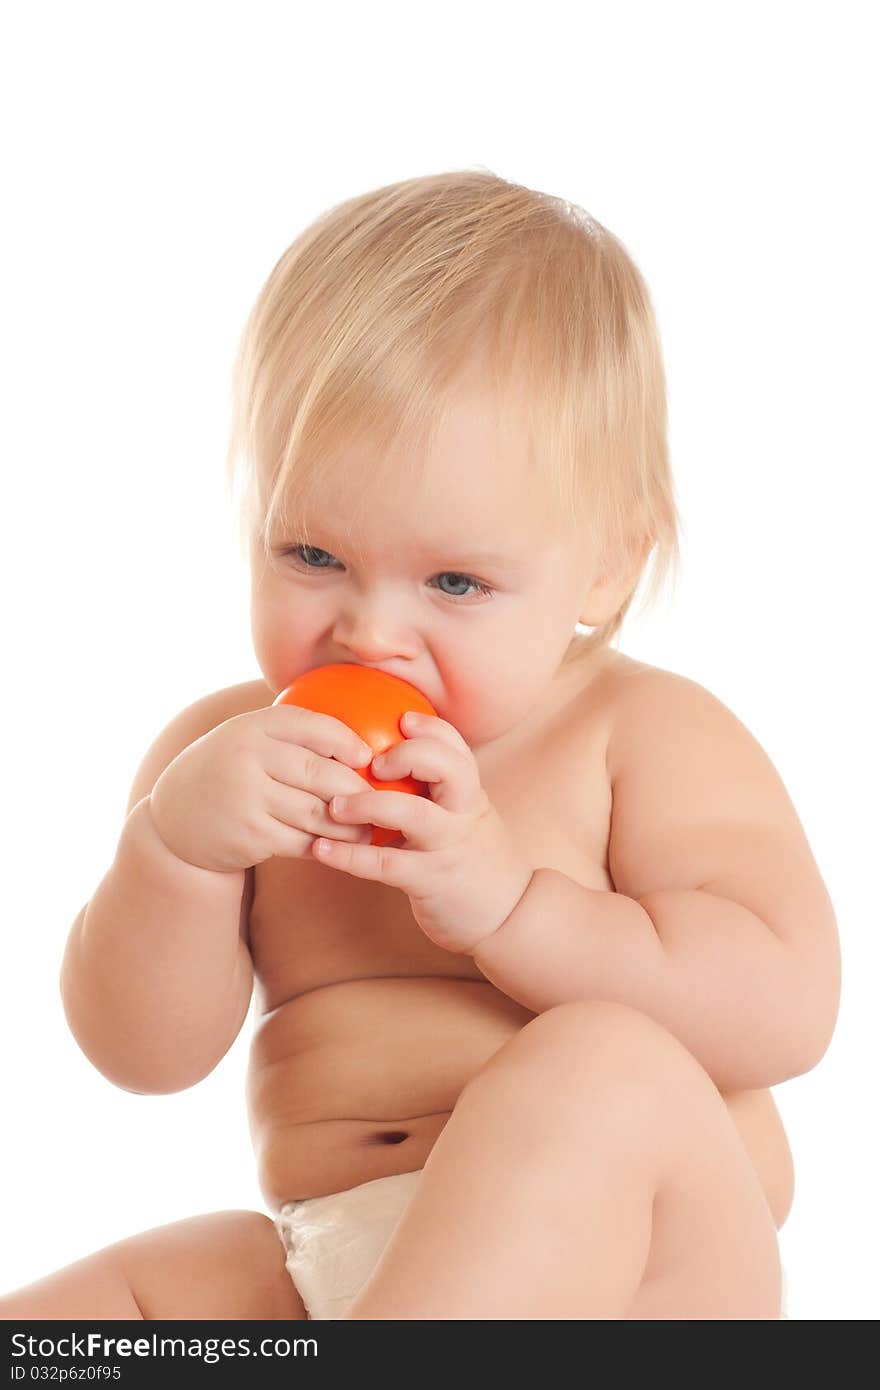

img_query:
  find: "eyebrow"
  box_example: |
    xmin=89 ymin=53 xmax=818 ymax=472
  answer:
xmin=427 ymin=549 xmax=528 ymax=569
xmin=292 ymin=532 xmax=533 ymax=572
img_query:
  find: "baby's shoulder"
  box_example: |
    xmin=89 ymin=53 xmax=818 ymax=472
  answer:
xmin=173 ymin=676 xmax=277 ymax=731
xmin=212 ymin=677 xmax=277 ymax=718
xmin=150 ymin=675 xmax=277 ymax=756
xmin=597 ymin=653 xmax=784 ymax=811
xmin=123 ymin=677 xmax=275 ymax=817
xmin=592 ymin=648 xmax=700 ymax=713
xmin=598 ymin=652 xmax=764 ymax=783
xmin=598 ymin=648 xmax=712 ymax=701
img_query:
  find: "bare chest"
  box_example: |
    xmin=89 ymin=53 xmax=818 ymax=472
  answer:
xmin=248 ymin=680 xmax=615 ymax=1011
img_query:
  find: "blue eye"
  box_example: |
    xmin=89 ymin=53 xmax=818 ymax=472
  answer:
xmin=434 ymin=572 xmax=494 ymax=599
xmin=294 ymin=544 xmax=336 ymax=569
xmin=282 ymin=545 xmax=494 ymax=600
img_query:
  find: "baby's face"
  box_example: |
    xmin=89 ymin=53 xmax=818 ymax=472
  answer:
xmin=248 ymin=378 xmax=597 ymax=750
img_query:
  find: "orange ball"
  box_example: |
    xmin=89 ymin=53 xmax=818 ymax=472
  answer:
xmin=273 ymin=664 xmax=438 ymax=847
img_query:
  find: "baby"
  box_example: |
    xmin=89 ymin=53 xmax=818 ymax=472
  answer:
xmin=1 ymin=170 xmax=839 ymax=1321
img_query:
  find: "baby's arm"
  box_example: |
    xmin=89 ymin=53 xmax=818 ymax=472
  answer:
xmin=60 ymin=690 xmax=254 ymax=1094
xmin=473 ymin=669 xmax=840 ymax=1092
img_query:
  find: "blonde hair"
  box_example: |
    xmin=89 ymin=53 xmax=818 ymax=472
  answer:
xmin=225 ymin=168 xmax=682 ymax=654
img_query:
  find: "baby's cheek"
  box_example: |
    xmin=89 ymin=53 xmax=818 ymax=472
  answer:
xmin=447 ymin=666 xmax=551 ymax=748
xmin=251 ymin=601 xmax=314 ymax=689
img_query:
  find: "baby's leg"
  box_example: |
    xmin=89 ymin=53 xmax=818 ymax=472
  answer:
xmin=0 ymin=1211 xmax=306 ymax=1321
xmin=344 ymin=1001 xmax=782 ymax=1320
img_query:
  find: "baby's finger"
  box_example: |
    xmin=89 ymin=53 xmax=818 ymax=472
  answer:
xmin=311 ymin=833 xmax=420 ymax=894
xmin=329 ymin=787 xmax=449 ymax=851
xmin=261 ymin=741 xmax=371 ymax=801
xmin=265 ymin=782 xmax=374 ymax=845
xmin=400 ymin=710 xmax=470 ymax=754
xmin=372 ymin=738 xmax=480 ymax=816
xmin=266 ymin=704 xmax=372 ymax=768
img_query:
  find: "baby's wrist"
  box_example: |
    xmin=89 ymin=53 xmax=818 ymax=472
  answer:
xmin=123 ymin=796 xmax=241 ymax=892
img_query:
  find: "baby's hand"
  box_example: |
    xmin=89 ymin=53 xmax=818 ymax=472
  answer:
xmin=148 ymin=705 xmax=376 ymax=873
xmin=320 ymin=711 xmax=534 ymax=954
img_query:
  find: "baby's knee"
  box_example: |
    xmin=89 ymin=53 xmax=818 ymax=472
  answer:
xmin=464 ymin=1006 xmax=722 ymax=1156
xmin=490 ymin=1000 xmax=691 ymax=1079
xmin=115 ymin=1209 xmax=303 ymax=1321
xmin=214 ymin=1209 xmax=300 ymax=1318
xmin=0 ymin=1244 xmax=143 ymax=1321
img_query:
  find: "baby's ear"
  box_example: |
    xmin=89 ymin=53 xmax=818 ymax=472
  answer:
xmin=578 ymin=533 xmax=652 ymax=626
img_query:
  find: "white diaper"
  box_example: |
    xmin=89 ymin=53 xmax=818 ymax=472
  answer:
xmin=276 ymin=1169 xmax=423 ymax=1320
xmin=276 ymin=1168 xmax=790 ymax=1320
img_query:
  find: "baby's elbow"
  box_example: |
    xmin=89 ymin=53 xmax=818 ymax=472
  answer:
xmin=60 ymin=979 xmax=228 ymax=1095
xmin=800 ymin=992 xmax=840 ymax=1077
xmin=784 ymin=929 xmax=841 ymax=1078
xmin=79 ymin=1043 xmax=224 ymax=1096
xmin=112 ymin=1066 xmax=216 ymax=1096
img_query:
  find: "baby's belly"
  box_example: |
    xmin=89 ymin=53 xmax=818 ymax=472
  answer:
xmin=247 ymin=976 xmax=534 ymax=1208
xmin=255 ymin=1113 xmax=456 ymax=1207
xmin=247 ymin=976 xmax=795 ymax=1228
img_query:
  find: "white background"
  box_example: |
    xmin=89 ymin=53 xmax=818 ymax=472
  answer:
xmin=1 ymin=1 xmax=877 ymax=1321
